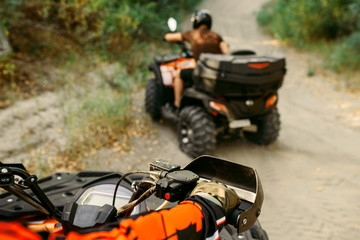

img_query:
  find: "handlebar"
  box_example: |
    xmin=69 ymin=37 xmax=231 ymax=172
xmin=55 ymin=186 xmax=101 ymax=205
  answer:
xmin=112 ymin=156 xmax=263 ymax=233
xmin=0 ymin=162 xmax=62 ymax=221
xmin=164 ymin=39 xmax=193 ymax=58
xmin=0 ymin=156 xmax=263 ymax=234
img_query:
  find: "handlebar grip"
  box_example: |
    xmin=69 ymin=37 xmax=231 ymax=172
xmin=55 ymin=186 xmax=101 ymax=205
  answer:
xmin=226 ymin=207 xmax=243 ymax=227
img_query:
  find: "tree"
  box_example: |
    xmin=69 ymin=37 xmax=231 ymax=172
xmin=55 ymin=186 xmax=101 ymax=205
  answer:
xmin=0 ymin=24 xmax=11 ymax=57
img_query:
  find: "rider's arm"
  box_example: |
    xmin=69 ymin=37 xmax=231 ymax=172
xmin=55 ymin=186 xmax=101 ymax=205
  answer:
xmin=0 ymin=197 xmax=224 ymax=240
xmin=164 ymin=32 xmax=183 ymax=42
xmin=0 ymin=221 xmax=42 ymax=240
xmin=0 ymin=183 xmax=236 ymax=240
xmin=220 ymin=41 xmax=229 ymax=54
xmin=65 ymin=196 xmax=225 ymax=240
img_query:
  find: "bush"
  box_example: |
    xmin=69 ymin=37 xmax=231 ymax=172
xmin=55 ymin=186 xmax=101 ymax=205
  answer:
xmin=0 ymin=0 xmax=202 ymax=103
xmin=0 ymin=0 xmax=201 ymax=60
xmin=257 ymin=0 xmax=360 ymax=83
xmin=257 ymin=0 xmax=359 ymax=42
xmin=331 ymin=32 xmax=360 ymax=71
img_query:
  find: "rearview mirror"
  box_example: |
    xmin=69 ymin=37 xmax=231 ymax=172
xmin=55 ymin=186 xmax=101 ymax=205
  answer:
xmin=167 ymin=17 xmax=177 ymax=32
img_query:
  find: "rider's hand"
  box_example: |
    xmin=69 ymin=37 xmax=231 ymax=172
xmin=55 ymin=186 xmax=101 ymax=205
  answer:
xmin=190 ymin=181 xmax=241 ymax=214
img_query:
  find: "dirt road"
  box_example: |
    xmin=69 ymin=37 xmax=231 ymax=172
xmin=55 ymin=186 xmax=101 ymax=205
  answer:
xmin=0 ymin=0 xmax=359 ymax=239
xmin=196 ymin=0 xmax=360 ymax=239
xmin=135 ymin=0 xmax=360 ymax=239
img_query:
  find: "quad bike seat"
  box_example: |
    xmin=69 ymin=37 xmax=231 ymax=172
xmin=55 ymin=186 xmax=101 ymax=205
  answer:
xmin=154 ymin=54 xmax=180 ymax=65
xmin=193 ymin=53 xmax=286 ymax=97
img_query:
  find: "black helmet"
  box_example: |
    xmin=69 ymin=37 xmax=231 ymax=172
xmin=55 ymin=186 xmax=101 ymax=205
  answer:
xmin=191 ymin=9 xmax=212 ymax=29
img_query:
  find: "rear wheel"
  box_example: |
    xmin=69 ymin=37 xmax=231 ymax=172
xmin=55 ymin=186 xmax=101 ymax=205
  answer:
xmin=145 ymin=79 xmax=161 ymax=121
xmin=178 ymin=106 xmax=216 ymax=158
xmin=244 ymin=108 xmax=280 ymax=145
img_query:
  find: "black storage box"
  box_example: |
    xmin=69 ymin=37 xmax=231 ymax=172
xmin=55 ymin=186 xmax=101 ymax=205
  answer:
xmin=193 ymin=53 xmax=286 ymax=96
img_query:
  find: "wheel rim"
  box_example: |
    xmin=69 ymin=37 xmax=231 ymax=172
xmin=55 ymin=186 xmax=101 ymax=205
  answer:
xmin=180 ymin=121 xmax=195 ymax=152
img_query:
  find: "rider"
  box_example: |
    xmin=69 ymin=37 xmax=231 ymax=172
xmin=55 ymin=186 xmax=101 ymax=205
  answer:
xmin=164 ymin=9 xmax=229 ymax=114
xmin=0 ymin=182 xmax=240 ymax=240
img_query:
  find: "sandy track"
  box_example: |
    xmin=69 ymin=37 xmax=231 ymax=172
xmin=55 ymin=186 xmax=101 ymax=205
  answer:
xmin=200 ymin=1 xmax=360 ymax=239
xmin=134 ymin=0 xmax=360 ymax=239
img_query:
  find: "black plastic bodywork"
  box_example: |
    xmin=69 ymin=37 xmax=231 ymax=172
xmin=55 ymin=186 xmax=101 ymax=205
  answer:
xmin=0 ymin=171 xmax=136 ymax=220
xmin=181 ymin=88 xmax=277 ymax=120
xmin=149 ymin=53 xmax=282 ymax=123
xmin=193 ymin=53 xmax=286 ymax=97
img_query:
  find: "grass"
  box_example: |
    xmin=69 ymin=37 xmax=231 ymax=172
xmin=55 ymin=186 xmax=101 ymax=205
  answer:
xmin=307 ymin=66 xmax=315 ymax=77
xmin=58 ymin=59 xmax=131 ymax=157
xmin=256 ymin=0 xmax=360 ymax=91
xmin=0 ymin=0 xmax=202 ymax=176
xmin=9 ymin=41 xmax=159 ymax=176
xmin=20 ymin=58 xmax=135 ymax=176
xmin=54 ymin=39 xmax=166 ymax=169
xmin=258 ymin=25 xmax=360 ymax=90
xmin=294 ymin=40 xmax=360 ymax=90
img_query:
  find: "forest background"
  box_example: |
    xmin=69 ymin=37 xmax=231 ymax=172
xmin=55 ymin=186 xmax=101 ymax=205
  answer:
xmin=0 ymin=0 xmax=202 ymax=174
xmin=0 ymin=0 xmax=359 ymax=175
xmin=257 ymin=0 xmax=360 ymax=88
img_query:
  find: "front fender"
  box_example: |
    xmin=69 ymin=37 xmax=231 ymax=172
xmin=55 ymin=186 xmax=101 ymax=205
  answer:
xmin=149 ymin=62 xmax=163 ymax=84
xmin=181 ymin=88 xmax=232 ymax=119
xmin=180 ymin=88 xmax=209 ymax=109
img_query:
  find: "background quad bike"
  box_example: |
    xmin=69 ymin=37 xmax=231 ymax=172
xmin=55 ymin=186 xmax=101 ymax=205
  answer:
xmin=145 ymin=50 xmax=283 ymax=158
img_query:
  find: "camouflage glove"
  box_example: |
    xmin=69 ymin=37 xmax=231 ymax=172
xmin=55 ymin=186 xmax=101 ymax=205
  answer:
xmin=190 ymin=181 xmax=241 ymax=214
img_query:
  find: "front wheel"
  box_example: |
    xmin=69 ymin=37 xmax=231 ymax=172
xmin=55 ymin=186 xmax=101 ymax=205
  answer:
xmin=178 ymin=106 xmax=216 ymax=158
xmin=145 ymin=79 xmax=161 ymax=121
xmin=244 ymin=108 xmax=280 ymax=145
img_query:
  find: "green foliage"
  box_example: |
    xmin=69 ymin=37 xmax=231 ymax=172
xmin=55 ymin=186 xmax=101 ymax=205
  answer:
xmin=257 ymin=0 xmax=359 ymax=42
xmin=0 ymin=0 xmax=201 ymax=105
xmin=0 ymin=0 xmax=202 ymax=168
xmin=61 ymin=68 xmax=131 ymax=155
xmin=257 ymin=0 xmax=360 ymax=85
xmin=0 ymin=0 xmax=201 ymax=61
xmin=307 ymin=66 xmax=315 ymax=77
xmin=81 ymin=89 xmax=130 ymax=130
xmin=330 ymin=32 xmax=360 ymax=71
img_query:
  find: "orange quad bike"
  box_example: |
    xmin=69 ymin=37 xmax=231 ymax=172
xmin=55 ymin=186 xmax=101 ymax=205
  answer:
xmin=0 ymin=156 xmax=268 ymax=240
xmin=145 ymin=20 xmax=286 ymax=158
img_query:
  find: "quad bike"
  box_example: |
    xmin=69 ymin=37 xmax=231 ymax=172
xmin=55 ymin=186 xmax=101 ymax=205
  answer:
xmin=0 ymin=156 xmax=268 ymax=240
xmin=145 ymin=19 xmax=286 ymax=158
